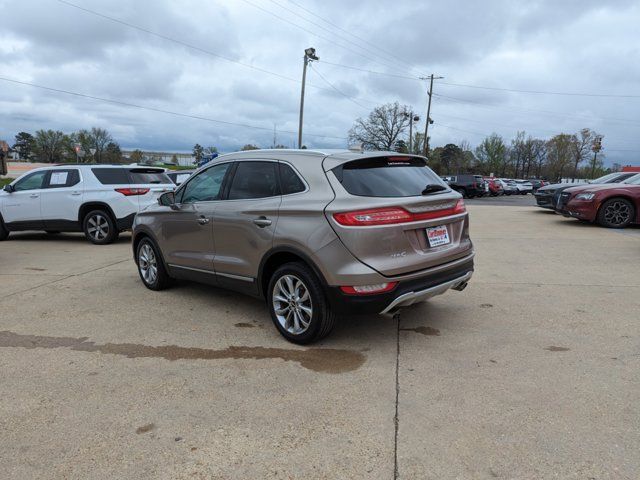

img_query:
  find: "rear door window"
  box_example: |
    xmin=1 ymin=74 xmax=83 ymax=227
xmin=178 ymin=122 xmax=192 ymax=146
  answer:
xmin=333 ymin=156 xmax=446 ymax=197
xmin=45 ymin=169 xmax=80 ymax=189
xmin=279 ymin=164 xmax=305 ymax=195
xmin=228 ymin=161 xmax=280 ymax=200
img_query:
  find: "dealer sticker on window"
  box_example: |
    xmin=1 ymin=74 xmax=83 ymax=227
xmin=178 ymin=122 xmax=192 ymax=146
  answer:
xmin=426 ymin=225 xmax=450 ymax=247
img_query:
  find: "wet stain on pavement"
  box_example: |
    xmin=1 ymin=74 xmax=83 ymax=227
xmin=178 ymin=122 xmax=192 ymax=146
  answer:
xmin=234 ymin=323 xmax=256 ymax=328
xmin=480 ymin=303 xmax=493 ymax=308
xmin=400 ymin=326 xmax=440 ymax=336
xmin=0 ymin=331 xmax=365 ymax=374
xmin=136 ymin=423 xmax=155 ymax=434
xmin=25 ymin=267 xmax=47 ymax=271
xmin=545 ymin=346 xmax=570 ymax=352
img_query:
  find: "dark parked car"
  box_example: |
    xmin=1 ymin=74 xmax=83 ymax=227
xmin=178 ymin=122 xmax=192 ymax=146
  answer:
xmin=564 ymin=174 xmax=640 ymax=228
xmin=527 ymin=179 xmax=548 ymax=192
xmin=534 ymin=172 xmax=637 ymax=210
xmin=166 ymin=170 xmax=195 ymax=186
xmin=443 ymin=174 xmax=486 ymax=198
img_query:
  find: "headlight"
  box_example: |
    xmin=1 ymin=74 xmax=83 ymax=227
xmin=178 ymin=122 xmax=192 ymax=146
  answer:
xmin=575 ymin=192 xmax=595 ymax=201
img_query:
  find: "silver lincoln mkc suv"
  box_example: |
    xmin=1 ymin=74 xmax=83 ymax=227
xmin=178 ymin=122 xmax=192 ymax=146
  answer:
xmin=132 ymin=149 xmax=474 ymax=343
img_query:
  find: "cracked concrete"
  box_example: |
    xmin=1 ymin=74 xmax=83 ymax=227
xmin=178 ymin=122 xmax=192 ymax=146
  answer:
xmin=0 ymin=205 xmax=638 ymax=479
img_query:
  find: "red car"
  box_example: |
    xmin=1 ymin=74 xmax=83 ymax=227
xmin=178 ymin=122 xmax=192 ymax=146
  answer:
xmin=563 ymin=175 xmax=640 ymax=228
xmin=483 ymin=177 xmax=504 ymax=196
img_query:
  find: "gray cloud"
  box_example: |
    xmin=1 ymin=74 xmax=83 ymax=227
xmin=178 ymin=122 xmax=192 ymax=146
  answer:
xmin=0 ymin=0 xmax=638 ymax=165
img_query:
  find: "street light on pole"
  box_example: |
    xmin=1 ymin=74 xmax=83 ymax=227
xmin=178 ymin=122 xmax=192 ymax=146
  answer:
xmin=403 ymin=111 xmax=420 ymax=153
xmin=298 ymin=47 xmax=319 ymax=149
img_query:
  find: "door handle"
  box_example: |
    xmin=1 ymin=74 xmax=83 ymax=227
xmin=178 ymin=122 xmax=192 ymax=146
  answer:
xmin=29 ymin=194 xmax=39 ymax=198
xmin=71 ymin=191 xmax=82 ymax=196
xmin=253 ymin=217 xmax=272 ymax=228
xmin=197 ymin=216 xmax=210 ymax=225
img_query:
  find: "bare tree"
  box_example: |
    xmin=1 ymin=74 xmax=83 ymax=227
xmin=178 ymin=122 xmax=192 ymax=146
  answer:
xmin=546 ymin=134 xmax=574 ymax=180
xmin=571 ymin=128 xmax=596 ymax=177
xmin=348 ymin=102 xmax=412 ymax=150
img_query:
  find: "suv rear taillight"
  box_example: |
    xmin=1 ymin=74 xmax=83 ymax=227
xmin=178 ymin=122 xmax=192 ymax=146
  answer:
xmin=333 ymin=200 xmax=466 ymax=226
xmin=114 ymin=188 xmax=150 ymax=196
xmin=340 ymin=282 xmax=398 ymax=295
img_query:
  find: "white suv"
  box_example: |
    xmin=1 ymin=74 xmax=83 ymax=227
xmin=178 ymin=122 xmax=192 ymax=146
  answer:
xmin=0 ymin=165 xmax=173 ymax=244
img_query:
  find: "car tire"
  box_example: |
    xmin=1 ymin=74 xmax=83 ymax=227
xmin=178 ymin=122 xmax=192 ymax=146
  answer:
xmin=83 ymin=210 xmax=119 ymax=245
xmin=136 ymin=238 xmax=172 ymax=290
xmin=0 ymin=219 xmax=9 ymax=241
xmin=267 ymin=262 xmax=336 ymax=344
xmin=596 ymin=198 xmax=635 ymax=229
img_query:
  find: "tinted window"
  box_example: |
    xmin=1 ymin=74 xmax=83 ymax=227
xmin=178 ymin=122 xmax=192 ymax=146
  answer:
xmin=228 ymin=162 xmax=279 ymax=200
xmin=129 ymin=169 xmax=172 ymax=184
xmin=46 ymin=169 xmax=80 ymax=189
xmin=92 ymin=168 xmax=171 ymax=185
xmin=13 ymin=171 xmax=48 ymax=191
xmin=179 ymin=163 xmax=230 ymax=203
xmin=334 ymin=156 xmax=446 ymax=197
xmin=279 ymin=164 xmax=305 ymax=195
xmin=91 ymin=168 xmax=130 ymax=185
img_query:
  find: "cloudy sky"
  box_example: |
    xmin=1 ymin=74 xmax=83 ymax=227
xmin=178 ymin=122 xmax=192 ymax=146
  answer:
xmin=1 ymin=0 xmax=639 ymax=165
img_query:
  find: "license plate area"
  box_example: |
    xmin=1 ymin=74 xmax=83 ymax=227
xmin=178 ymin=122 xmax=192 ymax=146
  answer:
xmin=425 ymin=225 xmax=450 ymax=247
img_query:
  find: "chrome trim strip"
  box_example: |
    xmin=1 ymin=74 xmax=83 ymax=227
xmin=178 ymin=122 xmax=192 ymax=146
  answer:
xmin=380 ymin=271 xmax=473 ymax=315
xmin=167 ymin=264 xmax=254 ymax=283
xmin=168 ymin=264 xmax=216 ymax=275
xmin=217 ymin=271 xmax=254 ymax=282
xmin=387 ymin=251 xmax=475 ymax=282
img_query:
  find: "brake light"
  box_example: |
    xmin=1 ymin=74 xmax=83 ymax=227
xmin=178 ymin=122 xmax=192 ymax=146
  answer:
xmin=340 ymin=282 xmax=398 ymax=295
xmin=333 ymin=200 xmax=466 ymax=226
xmin=114 ymin=188 xmax=150 ymax=196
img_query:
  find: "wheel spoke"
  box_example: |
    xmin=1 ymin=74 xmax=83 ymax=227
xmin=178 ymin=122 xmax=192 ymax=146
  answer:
xmin=272 ymin=274 xmax=313 ymax=335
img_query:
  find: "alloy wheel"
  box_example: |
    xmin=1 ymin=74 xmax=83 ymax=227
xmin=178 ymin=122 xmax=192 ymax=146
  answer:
xmin=87 ymin=214 xmax=109 ymax=241
xmin=604 ymin=201 xmax=631 ymax=226
xmin=272 ymin=274 xmax=313 ymax=335
xmin=138 ymin=243 xmax=158 ymax=285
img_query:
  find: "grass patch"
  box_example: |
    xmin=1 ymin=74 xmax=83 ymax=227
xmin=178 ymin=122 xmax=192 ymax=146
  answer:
xmin=0 ymin=178 xmax=13 ymax=187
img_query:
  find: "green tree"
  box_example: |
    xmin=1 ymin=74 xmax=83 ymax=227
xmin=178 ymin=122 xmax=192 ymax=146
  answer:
xmin=129 ymin=149 xmax=144 ymax=163
xmin=33 ymin=130 xmax=69 ymax=163
xmin=393 ymin=139 xmax=408 ymax=153
xmin=348 ymin=102 xmax=412 ymax=150
xmin=546 ymin=134 xmax=574 ymax=180
xmin=12 ymin=132 xmax=35 ymax=161
xmin=475 ymin=134 xmax=508 ymax=176
xmin=193 ymin=144 xmax=204 ymax=162
xmin=440 ymin=144 xmax=465 ymax=174
xmin=241 ymin=144 xmax=259 ymax=151
xmin=103 ymin=142 xmax=122 ymax=163
xmin=204 ymin=146 xmax=218 ymax=155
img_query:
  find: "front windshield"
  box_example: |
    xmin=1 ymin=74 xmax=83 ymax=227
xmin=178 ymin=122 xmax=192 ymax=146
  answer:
xmin=590 ymin=173 xmax=619 ymax=183
xmin=622 ymin=173 xmax=640 ymax=185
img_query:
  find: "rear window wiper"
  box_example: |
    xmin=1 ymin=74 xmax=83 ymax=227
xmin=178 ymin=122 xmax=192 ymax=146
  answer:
xmin=421 ymin=184 xmax=447 ymax=195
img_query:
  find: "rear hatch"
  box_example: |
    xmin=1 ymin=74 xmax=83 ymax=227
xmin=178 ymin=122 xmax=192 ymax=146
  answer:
xmin=323 ymin=154 xmax=473 ymax=277
xmin=126 ymin=168 xmax=174 ymax=210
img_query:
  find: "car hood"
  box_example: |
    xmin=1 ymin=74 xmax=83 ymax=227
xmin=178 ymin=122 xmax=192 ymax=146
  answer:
xmin=565 ymin=183 xmax=640 ymax=194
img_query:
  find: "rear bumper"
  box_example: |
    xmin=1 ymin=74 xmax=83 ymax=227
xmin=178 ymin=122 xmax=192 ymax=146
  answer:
xmin=325 ymin=255 xmax=474 ymax=315
xmin=116 ymin=213 xmax=136 ymax=231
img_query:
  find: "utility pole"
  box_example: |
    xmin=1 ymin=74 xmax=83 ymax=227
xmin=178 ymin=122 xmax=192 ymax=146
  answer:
xmin=420 ymin=74 xmax=443 ymax=157
xmin=298 ymin=47 xmax=319 ymax=149
xmin=590 ymin=135 xmax=603 ymax=178
xmin=403 ymin=111 xmax=420 ymax=153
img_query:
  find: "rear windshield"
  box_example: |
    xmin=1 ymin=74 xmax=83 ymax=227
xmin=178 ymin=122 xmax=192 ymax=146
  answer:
xmin=333 ymin=156 xmax=447 ymax=197
xmin=92 ymin=168 xmax=172 ymax=185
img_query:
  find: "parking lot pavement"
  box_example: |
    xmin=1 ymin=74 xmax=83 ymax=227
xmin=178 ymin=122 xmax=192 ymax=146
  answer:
xmin=1 ymin=206 xmax=638 ymax=479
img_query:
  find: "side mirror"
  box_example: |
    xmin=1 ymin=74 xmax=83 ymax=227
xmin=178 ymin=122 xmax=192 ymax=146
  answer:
xmin=3 ymin=184 xmax=15 ymax=193
xmin=158 ymin=191 xmax=176 ymax=207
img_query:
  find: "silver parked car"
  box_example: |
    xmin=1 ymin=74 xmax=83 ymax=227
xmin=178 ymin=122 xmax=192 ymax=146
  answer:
xmin=132 ymin=149 xmax=475 ymax=343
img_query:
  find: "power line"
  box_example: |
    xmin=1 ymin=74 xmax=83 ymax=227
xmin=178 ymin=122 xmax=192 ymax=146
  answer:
xmin=238 ymin=0 xmax=407 ymax=74
xmin=320 ymin=60 xmax=420 ymax=80
xmin=433 ymin=93 xmax=640 ymax=126
xmin=438 ymin=80 xmax=640 ymax=99
xmin=264 ymin=0 xmax=416 ymax=74
xmin=0 ymin=76 xmax=348 ymax=141
xmin=309 ymin=64 xmax=371 ymax=110
xmin=284 ymin=0 xmax=424 ymax=75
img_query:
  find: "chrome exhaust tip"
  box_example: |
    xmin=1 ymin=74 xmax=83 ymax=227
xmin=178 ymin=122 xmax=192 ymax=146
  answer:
xmin=452 ymin=281 xmax=468 ymax=292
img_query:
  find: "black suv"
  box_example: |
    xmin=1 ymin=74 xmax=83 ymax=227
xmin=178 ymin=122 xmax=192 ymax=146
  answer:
xmin=443 ymin=174 xmax=486 ymax=198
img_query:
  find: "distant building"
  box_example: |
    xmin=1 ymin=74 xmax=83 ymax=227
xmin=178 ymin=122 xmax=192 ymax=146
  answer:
xmin=621 ymin=165 xmax=640 ymax=173
xmin=121 ymin=149 xmax=196 ymax=167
